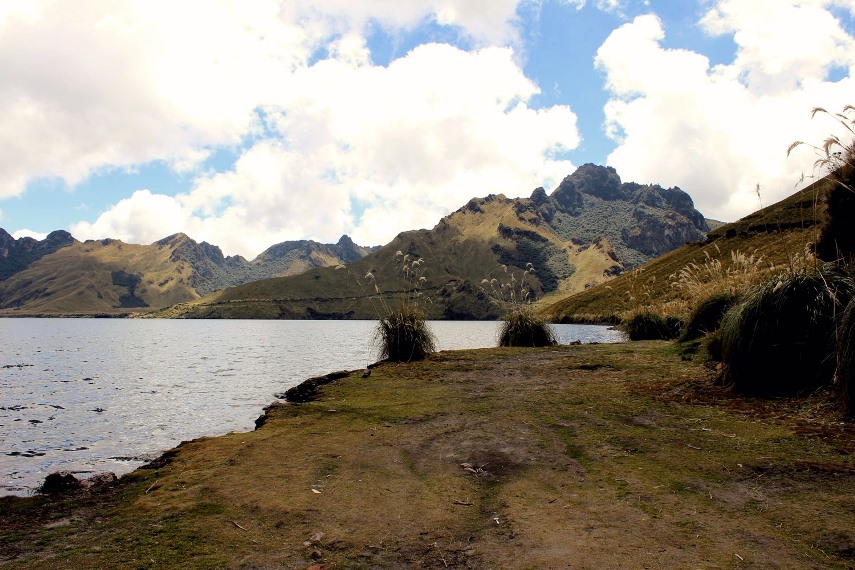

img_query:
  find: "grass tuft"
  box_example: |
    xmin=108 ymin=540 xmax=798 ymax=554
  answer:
xmin=621 ymin=311 xmax=678 ymax=341
xmin=680 ymin=292 xmax=739 ymax=342
xmin=376 ymin=309 xmax=437 ymax=362
xmin=498 ymin=308 xmax=556 ymax=347
xmin=836 ymin=298 xmax=855 ymax=416
xmin=719 ymin=265 xmax=855 ymax=396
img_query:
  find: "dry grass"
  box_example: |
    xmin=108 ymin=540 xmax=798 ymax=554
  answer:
xmin=546 ymin=177 xmax=829 ymax=324
xmin=668 ymin=246 xmax=773 ymax=303
xmin=4 ymin=343 xmax=855 ymax=568
xmin=719 ymin=265 xmax=855 ymax=396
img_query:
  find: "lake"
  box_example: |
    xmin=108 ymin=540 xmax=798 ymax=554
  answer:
xmin=0 ymin=319 xmax=624 ymax=496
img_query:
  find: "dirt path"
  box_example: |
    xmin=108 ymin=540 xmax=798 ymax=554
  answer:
xmin=2 ymin=342 xmax=854 ymax=569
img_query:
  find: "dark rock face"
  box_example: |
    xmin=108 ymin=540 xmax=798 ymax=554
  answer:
xmin=0 ymin=229 xmax=75 ymax=281
xmin=111 ymin=270 xmax=149 ymax=308
xmin=551 ymin=176 xmax=584 ymax=213
xmin=543 ymin=164 xmax=708 ymax=266
xmin=565 ymin=164 xmax=625 ymax=201
xmin=622 ymin=209 xmax=706 ymax=256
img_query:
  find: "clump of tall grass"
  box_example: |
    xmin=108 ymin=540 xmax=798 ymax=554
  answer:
xmin=836 ymin=298 xmax=855 ymax=417
xmin=498 ymin=308 xmax=556 ymax=347
xmin=620 ymin=310 xmax=678 ymax=341
xmin=482 ymin=263 xmax=555 ymax=347
xmin=376 ymin=309 xmax=436 ymax=361
xmin=347 ymin=250 xmax=436 ymax=362
xmin=789 ymin=105 xmax=855 ymax=262
xmin=719 ymin=265 xmax=855 ymax=396
xmin=680 ymin=292 xmax=739 ymax=342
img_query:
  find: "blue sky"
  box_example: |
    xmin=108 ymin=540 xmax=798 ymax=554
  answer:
xmin=1 ymin=1 xmax=853 ymax=258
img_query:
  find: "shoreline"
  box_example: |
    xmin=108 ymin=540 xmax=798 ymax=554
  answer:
xmin=3 ymin=341 xmax=854 ymax=568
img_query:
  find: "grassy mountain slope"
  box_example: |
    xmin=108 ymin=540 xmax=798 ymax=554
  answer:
xmin=0 ymin=233 xmax=375 ymax=315
xmin=0 ymin=238 xmax=199 ymax=314
xmin=154 ymin=195 xmax=626 ymax=320
xmin=544 ymin=177 xmax=828 ymax=322
xmin=159 ymin=165 xmax=709 ymax=320
xmin=0 ymin=229 xmax=75 ymax=281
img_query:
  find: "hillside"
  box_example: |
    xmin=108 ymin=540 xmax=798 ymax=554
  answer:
xmin=0 ymin=233 xmax=375 ymax=315
xmin=158 ymin=164 xmax=710 ymax=320
xmin=0 ymin=229 xmax=75 ymax=280
xmin=544 ymin=176 xmax=830 ymax=322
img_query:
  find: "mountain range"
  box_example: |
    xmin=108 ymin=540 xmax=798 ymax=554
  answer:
xmin=0 ymin=164 xmax=711 ymax=318
xmin=152 ymin=164 xmax=711 ymax=320
xmin=0 ymin=231 xmax=375 ymax=315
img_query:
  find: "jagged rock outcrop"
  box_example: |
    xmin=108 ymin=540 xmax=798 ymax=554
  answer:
xmin=0 ymin=229 xmax=75 ymax=280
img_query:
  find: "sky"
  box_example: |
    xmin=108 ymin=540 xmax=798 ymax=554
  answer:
xmin=1 ymin=0 xmax=854 ymax=259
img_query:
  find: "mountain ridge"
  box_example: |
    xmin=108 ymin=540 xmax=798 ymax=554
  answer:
xmin=156 ymin=164 xmax=710 ymax=320
xmin=0 ymin=231 xmax=377 ymax=314
xmin=0 ymin=164 xmax=710 ymax=318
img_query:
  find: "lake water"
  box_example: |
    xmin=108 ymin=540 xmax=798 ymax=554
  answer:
xmin=0 ymin=319 xmax=624 ymax=496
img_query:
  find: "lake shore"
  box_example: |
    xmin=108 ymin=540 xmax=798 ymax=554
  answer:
xmin=2 ymin=341 xmax=854 ymax=568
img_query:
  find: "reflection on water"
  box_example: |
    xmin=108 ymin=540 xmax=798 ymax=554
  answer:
xmin=0 ymin=319 xmax=623 ymax=495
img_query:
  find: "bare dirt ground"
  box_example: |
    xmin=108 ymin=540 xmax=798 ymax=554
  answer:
xmin=2 ymin=341 xmax=854 ymax=569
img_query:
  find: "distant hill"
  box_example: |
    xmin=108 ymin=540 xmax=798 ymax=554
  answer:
xmin=0 ymin=232 xmax=376 ymax=315
xmin=0 ymin=229 xmax=75 ymax=280
xmin=157 ymin=164 xmax=710 ymax=320
xmin=543 ymin=176 xmax=830 ymax=323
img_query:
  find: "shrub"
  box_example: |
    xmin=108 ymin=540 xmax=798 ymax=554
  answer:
xmin=621 ymin=311 xmax=676 ymax=341
xmin=498 ymin=307 xmax=556 ymax=347
xmin=680 ymin=292 xmax=739 ymax=341
xmin=719 ymin=266 xmax=855 ymax=396
xmin=836 ymin=298 xmax=855 ymax=416
xmin=376 ymin=309 xmax=436 ymax=362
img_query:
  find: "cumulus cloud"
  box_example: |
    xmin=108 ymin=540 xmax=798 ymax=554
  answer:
xmin=3 ymin=0 xmax=586 ymax=257
xmin=596 ymin=3 xmax=855 ymax=222
xmin=73 ymin=43 xmax=579 ymax=256
xmin=0 ymin=0 xmax=533 ymax=201
xmin=12 ymin=229 xmax=49 ymax=241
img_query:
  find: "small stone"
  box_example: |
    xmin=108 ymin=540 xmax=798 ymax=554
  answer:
xmin=310 ymin=549 xmax=323 ymax=560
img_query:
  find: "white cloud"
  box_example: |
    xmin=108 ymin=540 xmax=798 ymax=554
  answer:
xmin=73 ymin=43 xmax=579 ymax=257
xmin=0 ymin=1 xmax=309 ymax=198
xmin=3 ymin=0 xmax=587 ymax=257
xmin=12 ymin=229 xmax=49 ymax=241
xmin=596 ymin=5 xmax=855 ymax=222
xmin=0 ymin=0 xmax=533 ymax=202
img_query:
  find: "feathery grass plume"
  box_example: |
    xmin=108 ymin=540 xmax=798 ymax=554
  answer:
xmin=482 ymin=262 xmax=555 ymax=347
xmin=343 ymin=250 xmax=436 ymax=362
xmin=669 ymin=246 xmax=772 ymax=303
xmin=719 ymin=265 xmax=855 ymax=396
xmin=680 ymin=292 xmax=739 ymax=342
xmin=836 ymin=298 xmax=855 ymax=417
xmin=372 ymin=251 xmax=436 ymax=362
xmin=620 ymin=310 xmax=677 ymax=341
xmin=788 ymin=105 xmax=855 ymax=262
